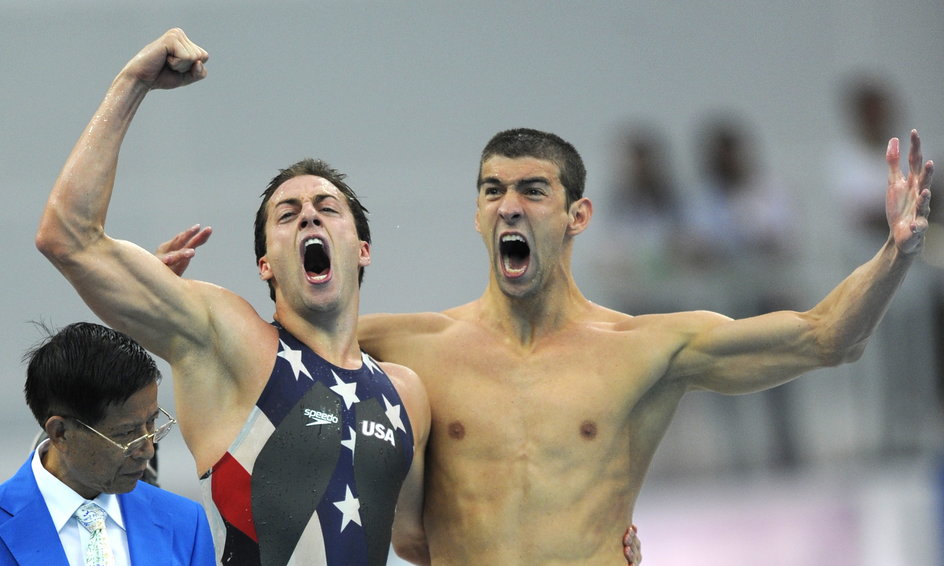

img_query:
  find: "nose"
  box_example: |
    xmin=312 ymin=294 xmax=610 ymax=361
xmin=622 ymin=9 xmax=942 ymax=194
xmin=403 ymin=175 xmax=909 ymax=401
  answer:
xmin=299 ymin=205 xmax=323 ymax=229
xmin=497 ymin=193 xmax=523 ymax=224
xmin=128 ymin=435 xmax=156 ymax=461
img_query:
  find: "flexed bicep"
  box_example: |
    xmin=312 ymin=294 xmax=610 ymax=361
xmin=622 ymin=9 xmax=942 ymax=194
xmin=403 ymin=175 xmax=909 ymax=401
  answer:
xmin=59 ymin=234 xmax=212 ymax=360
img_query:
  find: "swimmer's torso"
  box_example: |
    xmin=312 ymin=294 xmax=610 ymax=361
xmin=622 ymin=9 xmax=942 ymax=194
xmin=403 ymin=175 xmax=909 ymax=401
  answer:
xmin=360 ymin=306 xmax=690 ymax=565
xmin=200 ymin=322 xmax=414 ymax=566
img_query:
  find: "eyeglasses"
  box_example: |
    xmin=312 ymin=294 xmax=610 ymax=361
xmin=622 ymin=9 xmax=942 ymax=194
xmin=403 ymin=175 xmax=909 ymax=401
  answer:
xmin=73 ymin=407 xmax=177 ymax=457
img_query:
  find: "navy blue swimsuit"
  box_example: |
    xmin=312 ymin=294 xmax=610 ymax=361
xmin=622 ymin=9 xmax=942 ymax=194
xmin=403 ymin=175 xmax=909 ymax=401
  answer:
xmin=200 ymin=323 xmax=415 ymax=566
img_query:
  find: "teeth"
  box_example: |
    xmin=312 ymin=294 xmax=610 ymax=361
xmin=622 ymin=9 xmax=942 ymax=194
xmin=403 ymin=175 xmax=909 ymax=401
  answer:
xmin=501 ymin=234 xmax=525 ymax=243
xmin=305 ymin=237 xmax=324 ymax=248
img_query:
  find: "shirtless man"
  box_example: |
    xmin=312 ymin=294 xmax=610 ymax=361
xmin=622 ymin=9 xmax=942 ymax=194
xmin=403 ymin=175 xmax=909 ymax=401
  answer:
xmin=354 ymin=127 xmax=933 ymax=564
xmin=36 ymin=28 xmax=429 ymax=566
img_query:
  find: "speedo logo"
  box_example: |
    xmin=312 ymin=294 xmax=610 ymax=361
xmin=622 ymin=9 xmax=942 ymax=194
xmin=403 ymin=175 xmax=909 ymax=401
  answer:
xmin=304 ymin=408 xmax=339 ymax=426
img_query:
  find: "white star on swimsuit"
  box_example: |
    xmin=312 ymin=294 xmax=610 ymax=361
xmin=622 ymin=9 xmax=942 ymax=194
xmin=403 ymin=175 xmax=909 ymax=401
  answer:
xmin=341 ymin=426 xmax=356 ymax=456
xmin=330 ymin=371 xmax=360 ymax=409
xmin=333 ymin=485 xmax=362 ymax=532
xmin=277 ymin=339 xmax=312 ymax=381
xmin=383 ymin=395 xmax=406 ymax=433
xmin=361 ymin=351 xmax=382 ymax=374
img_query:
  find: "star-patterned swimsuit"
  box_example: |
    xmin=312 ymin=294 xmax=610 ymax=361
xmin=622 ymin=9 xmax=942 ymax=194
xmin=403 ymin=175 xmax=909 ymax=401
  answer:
xmin=200 ymin=322 xmax=414 ymax=566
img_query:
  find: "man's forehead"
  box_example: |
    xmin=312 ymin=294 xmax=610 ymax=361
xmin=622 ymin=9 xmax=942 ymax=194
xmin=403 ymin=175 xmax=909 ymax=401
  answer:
xmin=272 ymin=175 xmax=344 ymax=201
xmin=101 ymin=389 xmax=158 ymax=427
xmin=480 ymin=155 xmax=561 ymax=183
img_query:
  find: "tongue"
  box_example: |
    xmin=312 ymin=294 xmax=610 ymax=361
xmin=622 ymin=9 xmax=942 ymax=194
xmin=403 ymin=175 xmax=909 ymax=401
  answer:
xmin=502 ymin=255 xmax=528 ymax=275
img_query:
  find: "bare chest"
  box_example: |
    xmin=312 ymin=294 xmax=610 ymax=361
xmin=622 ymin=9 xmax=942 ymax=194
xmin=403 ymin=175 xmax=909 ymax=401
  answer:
xmin=417 ymin=327 xmax=668 ymax=459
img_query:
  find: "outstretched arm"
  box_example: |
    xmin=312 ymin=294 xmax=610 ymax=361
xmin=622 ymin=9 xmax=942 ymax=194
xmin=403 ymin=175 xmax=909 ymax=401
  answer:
xmin=36 ymin=29 xmax=211 ymax=359
xmin=674 ymin=131 xmax=933 ymax=393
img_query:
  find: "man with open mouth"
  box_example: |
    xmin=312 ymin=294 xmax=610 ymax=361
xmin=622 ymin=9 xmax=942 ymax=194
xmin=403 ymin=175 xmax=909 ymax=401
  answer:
xmin=37 ymin=28 xmax=430 ymax=566
xmin=356 ymin=126 xmax=932 ymax=565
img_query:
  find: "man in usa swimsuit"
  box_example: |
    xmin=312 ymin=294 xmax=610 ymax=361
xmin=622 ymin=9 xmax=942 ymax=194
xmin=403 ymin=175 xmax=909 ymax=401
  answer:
xmin=37 ymin=28 xmax=429 ymax=566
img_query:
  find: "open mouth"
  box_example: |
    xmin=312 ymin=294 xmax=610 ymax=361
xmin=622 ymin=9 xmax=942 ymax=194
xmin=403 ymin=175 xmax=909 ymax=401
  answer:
xmin=304 ymin=237 xmax=331 ymax=282
xmin=499 ymin=233 xmax=530 ymax=277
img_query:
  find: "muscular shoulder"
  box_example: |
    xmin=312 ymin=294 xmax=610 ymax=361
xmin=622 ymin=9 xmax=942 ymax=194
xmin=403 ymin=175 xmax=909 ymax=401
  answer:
xmin=378 ymin=361 xmax=426 ymax=397
xmin=358 ymin=311 xmax=459 ymax=358
xmin=360 ymin=311 xmax=456 ymax=334
xmin=599 ymin=309 xmax=733 ymax=378
xmin=159 ymin=279 xmax=268 ymax=352
xmin=614 ymin=309 xmax=730 ymax=334
xmin=377 ymin=361 xmax=430 ymax=440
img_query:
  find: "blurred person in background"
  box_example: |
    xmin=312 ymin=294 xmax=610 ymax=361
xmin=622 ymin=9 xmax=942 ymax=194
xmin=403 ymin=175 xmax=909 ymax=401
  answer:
xmin=596 ymin=125 xmax=687 ymax=316
xmin=681 ymin=115 xmax=802 ymax=469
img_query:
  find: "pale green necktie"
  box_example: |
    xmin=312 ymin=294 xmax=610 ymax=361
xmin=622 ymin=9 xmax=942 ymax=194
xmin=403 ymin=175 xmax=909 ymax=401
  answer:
xmin=74 ymin=501 xmax=116 ymax=566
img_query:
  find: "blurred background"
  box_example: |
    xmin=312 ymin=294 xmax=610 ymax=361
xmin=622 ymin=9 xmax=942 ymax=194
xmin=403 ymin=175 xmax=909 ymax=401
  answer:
xmin=2 ymin=1 xmax=942 ymax=564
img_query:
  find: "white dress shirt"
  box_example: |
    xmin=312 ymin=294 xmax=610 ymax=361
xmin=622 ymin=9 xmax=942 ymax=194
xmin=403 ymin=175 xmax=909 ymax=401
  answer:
xmin=31 ymin=440 xmax=132 ymax=566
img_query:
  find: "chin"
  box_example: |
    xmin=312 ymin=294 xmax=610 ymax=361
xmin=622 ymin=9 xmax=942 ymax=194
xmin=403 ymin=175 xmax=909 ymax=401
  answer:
xmin=498 ymin=279 xmax=539 ymax=299
xmin=111 ymin=474 xmax=144 ymax=493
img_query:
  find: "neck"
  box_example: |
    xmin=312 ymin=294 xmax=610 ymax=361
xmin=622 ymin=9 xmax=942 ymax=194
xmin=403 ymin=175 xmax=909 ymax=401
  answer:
xmin=273 ymin=305 xmax=363 ymax=369
xmin=480 ymin=270 xmax=588 ymax=346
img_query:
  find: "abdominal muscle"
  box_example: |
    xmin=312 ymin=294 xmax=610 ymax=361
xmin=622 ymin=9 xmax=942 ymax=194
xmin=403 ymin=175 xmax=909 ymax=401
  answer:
xmin=421 ymin=417 xmax=639 ymax=566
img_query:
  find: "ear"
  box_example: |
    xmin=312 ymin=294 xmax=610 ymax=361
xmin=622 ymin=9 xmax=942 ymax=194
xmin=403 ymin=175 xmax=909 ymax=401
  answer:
xmin=44 ymin=416 xmax=70 ymax=452
xmin=359 ymin=241 xmax=371 ymax=268
xmin=567 ymin=197 xmax=593 ymax=236
xmin=258 ymin=255 xmax=273 ymax=281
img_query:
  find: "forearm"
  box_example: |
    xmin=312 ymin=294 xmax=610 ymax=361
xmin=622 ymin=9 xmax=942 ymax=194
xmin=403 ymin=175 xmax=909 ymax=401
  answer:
xmin=37 ymin=72 xmax=149 ymax=259
xmin=806 ymin=236 xmax=914 ymax=363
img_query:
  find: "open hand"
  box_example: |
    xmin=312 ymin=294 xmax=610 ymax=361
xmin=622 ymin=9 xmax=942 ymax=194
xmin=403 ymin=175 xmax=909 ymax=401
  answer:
xmin=886 ymin=129 xmax=933 ymax=255
xmin=155 ymin=224 xmax=213 ymax=276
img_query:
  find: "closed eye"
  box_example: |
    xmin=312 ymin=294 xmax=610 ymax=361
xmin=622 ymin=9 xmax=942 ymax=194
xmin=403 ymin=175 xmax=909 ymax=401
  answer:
xmin=115 ymin=429 xmax=140 ymax=441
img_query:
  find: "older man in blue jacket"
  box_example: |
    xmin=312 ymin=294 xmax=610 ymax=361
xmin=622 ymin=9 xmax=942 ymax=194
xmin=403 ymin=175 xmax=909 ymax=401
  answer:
xmin=0 ymin=322 xmax=214 ymax=565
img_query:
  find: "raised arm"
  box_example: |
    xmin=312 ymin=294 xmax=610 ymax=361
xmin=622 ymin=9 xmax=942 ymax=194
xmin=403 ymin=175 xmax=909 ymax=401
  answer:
xmin=673 ymin=130 xmax=933 ymax=393
xmin=36 ymin=29 xmax=212 ymax=359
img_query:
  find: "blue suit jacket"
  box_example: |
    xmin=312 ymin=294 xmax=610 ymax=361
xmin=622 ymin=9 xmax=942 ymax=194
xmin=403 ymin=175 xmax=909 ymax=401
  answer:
xmin=0 ymin=454 xmax=215 ymax=566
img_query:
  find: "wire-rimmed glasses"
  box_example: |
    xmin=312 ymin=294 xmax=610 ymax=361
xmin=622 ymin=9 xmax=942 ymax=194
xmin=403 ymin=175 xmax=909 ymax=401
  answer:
xmin=73 ymin=406 xmax=177 ymax=457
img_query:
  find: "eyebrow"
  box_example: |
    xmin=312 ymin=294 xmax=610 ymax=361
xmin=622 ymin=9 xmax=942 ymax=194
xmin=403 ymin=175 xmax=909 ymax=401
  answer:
xmin=478 ymin=176 xmax=551 ymax=188
xmin=314 ymin=194 xmax=342 ymax=205
xmin=273 ymin=193 xmax=342 ymax=208
xmin=113 ymin=409 xmax=161 ymax=432
xmin=273 ymin=196 xmax=301 ymax=209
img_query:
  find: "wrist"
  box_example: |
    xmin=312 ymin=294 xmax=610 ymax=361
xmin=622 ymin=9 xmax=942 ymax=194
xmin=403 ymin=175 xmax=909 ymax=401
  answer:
xmin=99 ymin=73 xmax=150 ymax=122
